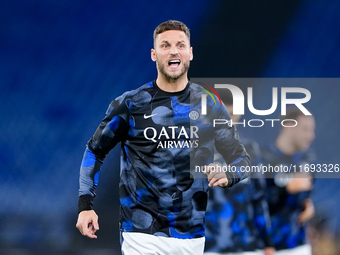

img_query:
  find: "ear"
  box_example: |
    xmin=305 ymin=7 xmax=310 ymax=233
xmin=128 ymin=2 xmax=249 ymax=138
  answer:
xmin=151 ymin=49 xmax=157 ymax=62
xmin=190 ymin=47 xmax=193 ymax=61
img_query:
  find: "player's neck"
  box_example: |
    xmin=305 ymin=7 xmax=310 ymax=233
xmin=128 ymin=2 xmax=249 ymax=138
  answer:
xmin=275 ymin=134 xmax=298 ymax=156
xmin=155 ymin=74 xmax=188 ymax=93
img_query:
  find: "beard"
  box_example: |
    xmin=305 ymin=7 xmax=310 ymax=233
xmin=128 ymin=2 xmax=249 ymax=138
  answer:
xmin=157 ymin=59 xmax=190 ymax=83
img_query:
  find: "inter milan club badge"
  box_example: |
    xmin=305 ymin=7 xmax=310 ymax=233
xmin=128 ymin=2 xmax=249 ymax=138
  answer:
xmin=189 ymin=110 xmax=199 ymax=120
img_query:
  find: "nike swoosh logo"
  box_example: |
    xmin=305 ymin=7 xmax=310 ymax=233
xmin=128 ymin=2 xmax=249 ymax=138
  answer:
xmin=171 ymin=193 xmax=180 ymax=201
xmin=144 ymin=113 xmax=158 ymax=119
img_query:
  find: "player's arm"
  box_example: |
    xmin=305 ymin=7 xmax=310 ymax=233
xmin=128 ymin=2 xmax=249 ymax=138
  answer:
xmin=76 ymin=146 xmax=103 ymax=239
xmin=214 ymin=105 xmax=250 ymax=187
xmin=203 ymin=163 xmax=229 ymax=187
xmin=285 ymin=173 xmax=313 ymax=194
xmin=77 ymin=99 xmax=129 ymax=238
xmin=298 ymin=198 xmax=314 ymax=224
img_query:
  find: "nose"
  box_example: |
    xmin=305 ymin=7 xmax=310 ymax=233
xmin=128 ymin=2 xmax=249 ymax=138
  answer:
xmin=169 ymin=46 xmax=179 ymax=55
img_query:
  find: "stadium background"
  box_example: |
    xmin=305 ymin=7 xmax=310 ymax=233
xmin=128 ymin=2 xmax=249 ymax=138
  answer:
xmin=1 ymin=0 xmax=340 ymax=254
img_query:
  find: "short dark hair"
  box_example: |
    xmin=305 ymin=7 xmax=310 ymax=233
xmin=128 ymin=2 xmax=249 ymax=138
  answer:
xmin=153 ymin=20 xmax=190 ymax=46
xmin=280 ymin=106 xmax=313 ymax=128
xmin=281 ymin=106 xmax=310 ymax=122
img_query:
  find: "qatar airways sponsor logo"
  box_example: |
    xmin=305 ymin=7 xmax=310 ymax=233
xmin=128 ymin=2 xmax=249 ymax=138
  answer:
xmin=143 ymin=125 xmax=199 ymax=149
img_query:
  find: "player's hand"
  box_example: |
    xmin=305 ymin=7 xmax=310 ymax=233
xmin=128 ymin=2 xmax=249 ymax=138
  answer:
xmin=298 ymin=198 xmax=314 ymax=224
xmin=76 ymin=210 xmax=99 ymax=239
xmin=286 ymin=174 xmax=313 ymax=194
xmin=263 ymin=247 xmax=275 ymax=255
xmin=203 ymin=163 xmax=228 ymax=188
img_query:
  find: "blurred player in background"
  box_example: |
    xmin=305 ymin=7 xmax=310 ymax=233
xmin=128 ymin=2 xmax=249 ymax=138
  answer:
xmin=307 ymin=213 xmax=337 ymax=255
xmin=75 ymin=20 xmax=250 ymax=255
xmin=261 ymin=107 xmax=315 ymax=255
xmin=204 ymin=89 xmax=274 ymax=255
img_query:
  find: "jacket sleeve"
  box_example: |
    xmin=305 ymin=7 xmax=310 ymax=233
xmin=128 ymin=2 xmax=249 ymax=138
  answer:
xmin=214 ymin=104 xmax=250 ymax=187
xmin=78 ymin=94 xmax=130 ymax=213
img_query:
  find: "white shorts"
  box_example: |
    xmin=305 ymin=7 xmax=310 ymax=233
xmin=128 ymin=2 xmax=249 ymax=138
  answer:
xmin=205 ymin=251 xmax=262 ymax=255
xmin=258 ymin=244 xmax=311 ymax=255
xmin=121 ymin=232 xmax=205 ymax=255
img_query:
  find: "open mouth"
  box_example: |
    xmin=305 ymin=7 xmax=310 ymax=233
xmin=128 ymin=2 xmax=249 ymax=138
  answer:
xmin=168 ymin=59 xmax=181 ymax=68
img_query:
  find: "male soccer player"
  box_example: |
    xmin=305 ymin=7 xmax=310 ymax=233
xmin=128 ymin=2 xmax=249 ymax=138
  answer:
xmin=204 ymin=89 xmax=274 ymax=255
xmin=76 ymin=20 xmax=250 ymax=254
xmin=261 ymin=107 xmax=315 ymax=255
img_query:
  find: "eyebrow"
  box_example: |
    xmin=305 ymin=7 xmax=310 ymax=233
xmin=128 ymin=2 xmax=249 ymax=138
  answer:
xmin=160 ymin=40 xmax=187 ymax=44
